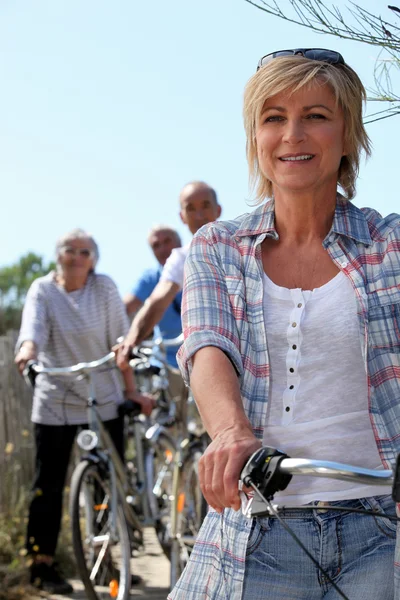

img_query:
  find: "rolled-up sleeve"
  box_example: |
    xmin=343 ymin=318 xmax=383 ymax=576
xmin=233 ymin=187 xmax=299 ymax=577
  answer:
xmin=16 ymin=279 xmax=49 ymax=353
xmin=177 ymin=228 xmax=243 ymax=385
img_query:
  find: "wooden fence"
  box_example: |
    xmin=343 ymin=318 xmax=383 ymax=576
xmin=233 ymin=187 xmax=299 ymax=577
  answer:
xmin=0 ymin=331 xmax=34 ymax=514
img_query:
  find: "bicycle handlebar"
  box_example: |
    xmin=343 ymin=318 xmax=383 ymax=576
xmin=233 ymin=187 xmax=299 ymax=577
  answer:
xmin=240 ymin=446 xmax=398 ymax=513
xmin=240 ymin=446 xmax=400 ymax=600
xmin=137 ymin=333 xmax=184 ymax=350
xmin=278 ymin=458 xmax=393 ymax=485
xmin=238 ymin=444 xmax=400 ymax=600
xmin=24 ymin=352 xmax=116 ymax=381
xmin=24 ymin=329 xmax=183 ymax=379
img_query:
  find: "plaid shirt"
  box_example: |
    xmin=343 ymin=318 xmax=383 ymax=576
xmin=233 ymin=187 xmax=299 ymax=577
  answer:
xmin=170 ymin=197 xmax=400 ymax=600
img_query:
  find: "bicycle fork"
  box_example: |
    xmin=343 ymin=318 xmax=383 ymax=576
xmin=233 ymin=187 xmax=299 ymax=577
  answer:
xmin=170 ymin=439 xmax=192 ymax=549
xmin=133 ymin=421 xmax=153 ymax=524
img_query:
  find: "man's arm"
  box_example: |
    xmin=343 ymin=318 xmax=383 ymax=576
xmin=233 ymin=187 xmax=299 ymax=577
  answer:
xmin=123 ymin=293 xmax=144 ymax=316
xmin=132 ymin=280 xmax=180 ymax=344
xmin=117 ymin=280 xmax=180 ymax=368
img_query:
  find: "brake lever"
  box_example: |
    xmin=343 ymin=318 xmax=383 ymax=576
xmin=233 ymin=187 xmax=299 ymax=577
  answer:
xmin=240 ymin=446 xmax=292 ymax=517
xmin=23 ymin=360 xmax=38 ymax=388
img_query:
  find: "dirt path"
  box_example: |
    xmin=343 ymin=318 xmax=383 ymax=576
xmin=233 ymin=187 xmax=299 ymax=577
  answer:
xmin=49 ymin=527 xmax=170 ymax=600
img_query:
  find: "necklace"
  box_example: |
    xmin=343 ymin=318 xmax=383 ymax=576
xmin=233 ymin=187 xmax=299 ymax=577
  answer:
xmin=290 ymin=243 xmax=320 ymax=291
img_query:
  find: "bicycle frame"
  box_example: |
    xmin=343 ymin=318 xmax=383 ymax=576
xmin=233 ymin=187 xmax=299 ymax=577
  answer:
xmin=75 ymin=347 xmax=178 ymax=538
xmin=128 ymin=331 xmax=183 ymax=526
xmin=78 ymin=398 xmax=144 ymax=540
xmin=25 ymin=333 xmax=185 ymax=555
xmin=25 ymin=353 xmax=144 ymax=543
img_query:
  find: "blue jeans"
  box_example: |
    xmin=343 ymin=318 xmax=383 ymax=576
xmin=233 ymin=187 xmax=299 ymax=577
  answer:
xmin=242 ymin=495 xmax=396 ymax=599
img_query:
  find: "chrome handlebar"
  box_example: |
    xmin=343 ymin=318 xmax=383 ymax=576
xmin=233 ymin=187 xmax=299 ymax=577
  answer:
xmin=279 ymin=458 xmax=393 ymax=486
xmin=24 ymin=352 xmax=116 ymax=380
xmin=24 ymin=332 xmax=184 ymax=382
xmin=240 ymin=446 xmax=398 ymax=518
xmin=136 ymin=333 xmax=183 ymax=351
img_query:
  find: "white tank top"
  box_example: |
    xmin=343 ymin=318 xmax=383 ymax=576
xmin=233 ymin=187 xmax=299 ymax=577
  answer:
xmin=262 ymin=271 xmax=391 ymax=504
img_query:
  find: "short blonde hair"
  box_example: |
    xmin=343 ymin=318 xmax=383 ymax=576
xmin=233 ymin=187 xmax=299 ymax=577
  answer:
xmin=243 ymin=56 xmax=372 ymax=202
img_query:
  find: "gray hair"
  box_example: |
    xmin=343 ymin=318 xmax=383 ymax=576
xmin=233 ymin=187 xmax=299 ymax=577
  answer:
xmin=147 ymin=224 xmax=181 ymax=246
xmin=55 ymin=228 xmax=100 ymax=269
xmin=180 ymin=181 xmax=218 ymax=205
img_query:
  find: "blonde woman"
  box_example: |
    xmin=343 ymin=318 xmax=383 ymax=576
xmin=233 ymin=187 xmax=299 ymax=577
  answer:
xmin=15 ymin=228 xmax=153 ymax=594
xmin=170 ymin=49 xmax=399 ymax=599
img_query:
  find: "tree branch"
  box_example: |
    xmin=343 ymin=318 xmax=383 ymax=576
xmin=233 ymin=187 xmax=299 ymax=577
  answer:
xmin=244 ymin=0 xmax=400 ymax=121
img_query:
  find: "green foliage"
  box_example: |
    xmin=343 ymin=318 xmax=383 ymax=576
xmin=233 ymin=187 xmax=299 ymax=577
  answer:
xmin=0 ymin=485 xmax=75 ymax=599
xmin=0 ymin=453 xmax=75 ymax=598
xmin=0 ymin=253 xmax=56 ymax=334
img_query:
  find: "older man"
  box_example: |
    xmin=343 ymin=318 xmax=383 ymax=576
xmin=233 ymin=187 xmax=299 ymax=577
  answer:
xmin=124 ymin=225 xmax=182 ymax=367
xmin=118 ymin=181 xmax=221 ymax=369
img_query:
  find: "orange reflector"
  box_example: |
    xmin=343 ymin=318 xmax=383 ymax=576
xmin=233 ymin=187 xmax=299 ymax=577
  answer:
xmin=165 ymin=449 xmax=173 ymax=462
xmin=177 ymin=492 xmax=185 ymax=513
xmin=94 ymin=504 xmax=108 ymax=511
xmin=109 ymin=578 xmax=119 ymax=598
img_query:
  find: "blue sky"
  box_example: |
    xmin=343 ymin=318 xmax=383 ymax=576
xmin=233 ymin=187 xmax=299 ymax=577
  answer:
xmin=2 ymin=0 xmax=399 ymax=295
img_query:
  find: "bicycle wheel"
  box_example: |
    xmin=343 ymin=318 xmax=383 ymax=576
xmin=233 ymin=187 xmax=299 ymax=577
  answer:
xmin=70 ymin=460 xmax=131 ymax=600
xmin=145 ymin=434 xmax=175 ymax=558
xmin=170 ymin=447 xmax=207 ymax=588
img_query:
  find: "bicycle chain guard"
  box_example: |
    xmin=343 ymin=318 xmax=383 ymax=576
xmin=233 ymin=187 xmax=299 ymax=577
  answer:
xmin=241 ymin=447 xmax=292 ymax=507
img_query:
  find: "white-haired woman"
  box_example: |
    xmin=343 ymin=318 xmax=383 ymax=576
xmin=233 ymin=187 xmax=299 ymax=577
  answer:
xmin=170 ymin=50 xmax=400 ymax=599
xmin=15 ymin=228 xmax=153 ymax=595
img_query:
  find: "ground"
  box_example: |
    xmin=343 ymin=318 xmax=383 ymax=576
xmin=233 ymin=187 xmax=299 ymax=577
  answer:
xmin=49 ymin=527 xmax=170 ymax=600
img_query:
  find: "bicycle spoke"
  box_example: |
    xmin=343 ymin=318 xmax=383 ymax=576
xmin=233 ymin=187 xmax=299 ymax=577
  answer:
xmin=89 ymin=535 xmax=110 ymax=581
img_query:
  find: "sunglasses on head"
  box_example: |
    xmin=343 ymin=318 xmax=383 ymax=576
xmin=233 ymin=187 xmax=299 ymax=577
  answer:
xmin=60 ymin=246 xmax=94 ymax=258
xmin=257 ymin=48 xmax=345 ymax=71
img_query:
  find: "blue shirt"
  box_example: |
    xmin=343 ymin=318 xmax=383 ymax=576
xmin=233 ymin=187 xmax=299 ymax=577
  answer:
xmin=132 ymin=265 xmax=182 ymax=367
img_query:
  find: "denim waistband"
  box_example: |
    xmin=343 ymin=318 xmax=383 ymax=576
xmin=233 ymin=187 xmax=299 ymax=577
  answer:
xmin=262 ymin=494 xmax=394 ymax=519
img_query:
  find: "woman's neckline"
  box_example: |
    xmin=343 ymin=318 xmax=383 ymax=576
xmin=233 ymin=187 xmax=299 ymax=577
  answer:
xmin=263 ymin=270 xmax=345 ymax=296
xmin=53 ymin=272 xmax=90 ymax=293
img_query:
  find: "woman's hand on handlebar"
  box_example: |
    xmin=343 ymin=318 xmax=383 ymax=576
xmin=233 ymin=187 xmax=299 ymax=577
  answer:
xmin=124 ymin=389 xmax=156 ymax=417
xmin=199 ymin=424 xmax=261 ymax=514
xmin=15 ymin=342 xmax=37 ymax=375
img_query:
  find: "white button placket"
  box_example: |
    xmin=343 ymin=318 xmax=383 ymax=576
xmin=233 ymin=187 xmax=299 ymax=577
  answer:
xmin=282 ymin=289 xmax=305 ymax=425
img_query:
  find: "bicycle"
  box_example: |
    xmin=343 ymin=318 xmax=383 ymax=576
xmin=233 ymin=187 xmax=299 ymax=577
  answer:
xmin=125 ymin=332 xmax=184 ymax=557
xmin=25 ymin=347 xmax=177 ymax=600
xmin=122 ymin=329 xmax=208 ymax=581
xmin=239 ymin=445 xmax=400 ymax=600
xmin=169 ymin=391 xmax=209 ymax=588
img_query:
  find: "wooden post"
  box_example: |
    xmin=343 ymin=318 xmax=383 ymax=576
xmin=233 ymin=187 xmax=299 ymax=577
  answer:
xmin=0 ymin=331 xmax=34 ymax=514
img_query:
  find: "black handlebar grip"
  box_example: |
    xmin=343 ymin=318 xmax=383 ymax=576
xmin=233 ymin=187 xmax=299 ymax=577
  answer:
xmin=117 ymin=399 xmax=142 ymax=418
xmin=392 ymin=454 xmax=400 ymax=502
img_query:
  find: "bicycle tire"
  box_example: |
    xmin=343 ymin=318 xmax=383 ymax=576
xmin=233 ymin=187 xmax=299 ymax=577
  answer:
xmin=70 ymin=459 xmax=131 ymax=600
xmin=170 ymin=446 xmax=207 ymax=588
